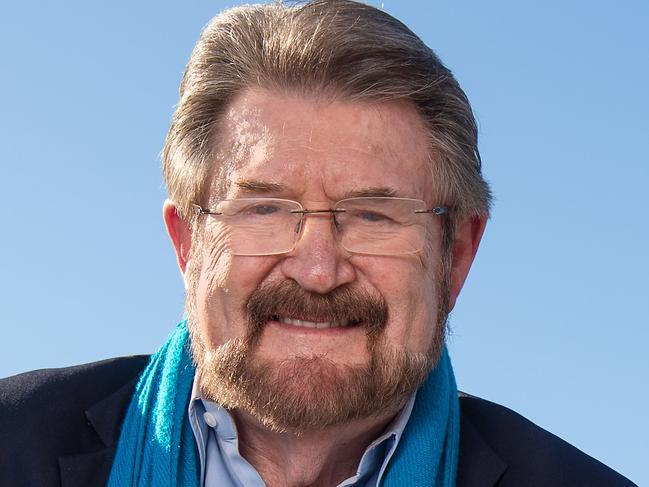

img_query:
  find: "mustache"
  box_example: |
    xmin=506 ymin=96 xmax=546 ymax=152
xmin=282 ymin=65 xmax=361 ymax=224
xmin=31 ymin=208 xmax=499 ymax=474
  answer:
xmin=246 ymin=280 xmax=388 ymax=337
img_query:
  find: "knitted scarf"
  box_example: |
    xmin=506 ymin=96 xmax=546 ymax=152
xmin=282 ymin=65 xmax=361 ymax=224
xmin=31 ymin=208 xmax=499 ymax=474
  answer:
xmin=108 ymin=321 xmax=459 ymax=486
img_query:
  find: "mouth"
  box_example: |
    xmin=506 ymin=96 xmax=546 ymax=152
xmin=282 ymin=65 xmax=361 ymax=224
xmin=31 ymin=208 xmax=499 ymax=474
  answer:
xmin=247 ymin=280 xmax=388 ymax=339
xmin=270 ymin=315 xmax=362 ymax=330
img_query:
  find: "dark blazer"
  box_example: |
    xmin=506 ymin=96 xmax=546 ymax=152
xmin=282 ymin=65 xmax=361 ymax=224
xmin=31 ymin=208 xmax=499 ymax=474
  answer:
xmin=0 ymin=356 xmax=637 ymax=487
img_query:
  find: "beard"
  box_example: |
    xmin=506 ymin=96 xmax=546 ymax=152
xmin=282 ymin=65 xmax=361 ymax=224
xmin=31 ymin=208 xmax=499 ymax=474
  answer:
xmin=187 ymin=273 xmax=450 ymax=434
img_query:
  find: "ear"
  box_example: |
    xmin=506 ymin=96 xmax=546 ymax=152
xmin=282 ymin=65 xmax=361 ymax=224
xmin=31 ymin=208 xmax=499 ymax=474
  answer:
xmin=448 ymin=215 xmax=487 ymax=311
xmin=163 ymin=200 xmax=193 ymax=276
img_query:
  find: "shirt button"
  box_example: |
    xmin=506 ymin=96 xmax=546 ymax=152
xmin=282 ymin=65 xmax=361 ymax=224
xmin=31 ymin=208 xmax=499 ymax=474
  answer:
xmin=203 ymin=412 xmax=217 ymax=428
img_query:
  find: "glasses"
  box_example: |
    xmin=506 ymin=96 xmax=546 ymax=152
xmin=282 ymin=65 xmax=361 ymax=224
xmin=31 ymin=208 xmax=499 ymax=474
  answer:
xmin=193 ymin=197 xmax=446 ymax=256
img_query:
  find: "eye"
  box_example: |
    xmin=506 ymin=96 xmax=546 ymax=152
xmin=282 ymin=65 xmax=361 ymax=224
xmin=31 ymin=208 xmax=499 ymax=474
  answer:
xmin=357 ymin=211 xmax=388 ymax=222
xmin=230 ymin=202 xmax=284 ymax=219
xmin=250 ymin=204 xmax=280 ymax=215
xmin=344 ymin=208 xmax=396 ymax=224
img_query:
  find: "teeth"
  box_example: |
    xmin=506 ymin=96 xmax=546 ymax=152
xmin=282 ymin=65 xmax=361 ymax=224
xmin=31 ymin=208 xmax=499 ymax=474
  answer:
xmin=277 ymin=316 xmax=350 ymax=329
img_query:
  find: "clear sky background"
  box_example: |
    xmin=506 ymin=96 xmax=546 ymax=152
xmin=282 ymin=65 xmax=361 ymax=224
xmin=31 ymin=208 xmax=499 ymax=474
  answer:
xmin=1 ymin=1 xmax=646 ymax=484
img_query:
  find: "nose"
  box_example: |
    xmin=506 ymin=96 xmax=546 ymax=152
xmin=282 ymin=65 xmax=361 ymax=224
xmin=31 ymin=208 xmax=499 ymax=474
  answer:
xmin=280 ymin=212 xmax=356 ymax=294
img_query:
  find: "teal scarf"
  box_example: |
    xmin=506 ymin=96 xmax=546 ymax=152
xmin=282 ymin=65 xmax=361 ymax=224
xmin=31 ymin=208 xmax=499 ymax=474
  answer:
xmin=108 ymin=321 xmax=460 ymax=486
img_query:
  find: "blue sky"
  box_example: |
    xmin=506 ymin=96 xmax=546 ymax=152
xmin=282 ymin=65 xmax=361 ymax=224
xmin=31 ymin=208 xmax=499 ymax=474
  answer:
xmin=1 ymin=1 xmax=646 ymax=484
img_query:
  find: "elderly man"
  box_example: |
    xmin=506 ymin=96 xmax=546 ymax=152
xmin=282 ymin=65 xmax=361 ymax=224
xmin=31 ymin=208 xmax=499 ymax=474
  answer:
xmin=0 ymin=1 xmax=636 ymax=486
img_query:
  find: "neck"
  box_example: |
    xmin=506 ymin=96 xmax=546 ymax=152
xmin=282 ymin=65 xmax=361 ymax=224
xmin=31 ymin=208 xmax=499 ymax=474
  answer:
xmin=232 ymin=409 xmax=400 ymax=487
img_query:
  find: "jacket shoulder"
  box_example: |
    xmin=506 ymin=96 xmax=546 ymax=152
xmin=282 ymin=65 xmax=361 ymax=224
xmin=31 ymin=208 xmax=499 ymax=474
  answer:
xmin=458 ymin=394 xmax=637 ymax=486
xmin=0 ymin=355 xmax=149 ymax=415
xmin=0 ymin=356 xmax=149 ymax=486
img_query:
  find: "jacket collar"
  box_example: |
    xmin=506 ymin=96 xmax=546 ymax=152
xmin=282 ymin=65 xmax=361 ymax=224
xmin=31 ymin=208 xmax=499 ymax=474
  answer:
xmin=456 ymin=396 xmax=508 ymax=487
xmin=57 ymin=380 xmax=507 ymax=487
xmin=58 ymin=376 xmax=139 ymax=487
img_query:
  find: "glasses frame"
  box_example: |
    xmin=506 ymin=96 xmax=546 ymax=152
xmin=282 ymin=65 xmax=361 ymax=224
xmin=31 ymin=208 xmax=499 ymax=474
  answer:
xmin=192 ymin=197 xmax=447 ymax=256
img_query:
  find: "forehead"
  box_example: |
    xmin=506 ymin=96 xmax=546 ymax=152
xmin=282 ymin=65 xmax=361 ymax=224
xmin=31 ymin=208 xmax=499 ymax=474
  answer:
xmin=212 ymin=88 xmax=434 ymax=201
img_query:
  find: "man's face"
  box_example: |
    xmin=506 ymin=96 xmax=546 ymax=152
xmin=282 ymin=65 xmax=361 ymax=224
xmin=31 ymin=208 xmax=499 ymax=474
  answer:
xmin=184 ymin=88 xmax=451 ymax=431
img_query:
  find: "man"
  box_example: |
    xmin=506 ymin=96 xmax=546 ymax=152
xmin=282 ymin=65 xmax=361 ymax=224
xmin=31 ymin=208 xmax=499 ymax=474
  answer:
xmin=0 ymin=1 xmax=637 ymax=486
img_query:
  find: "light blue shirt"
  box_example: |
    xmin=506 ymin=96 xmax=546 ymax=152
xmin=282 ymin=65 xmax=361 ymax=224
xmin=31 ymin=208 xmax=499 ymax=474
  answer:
xmin=188 ymin=376 xmax=416 ymax=487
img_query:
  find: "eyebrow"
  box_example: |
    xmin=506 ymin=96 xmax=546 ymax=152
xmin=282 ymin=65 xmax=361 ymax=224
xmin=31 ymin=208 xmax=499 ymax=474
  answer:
xmin=344 ymin=186 xmax=401 ymax=198
xmin=234 ymin=179 xmax=285 ymax=193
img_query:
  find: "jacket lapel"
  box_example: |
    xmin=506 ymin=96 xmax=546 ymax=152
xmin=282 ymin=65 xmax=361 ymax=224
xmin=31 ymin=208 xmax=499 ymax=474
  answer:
xmin=58 ymin=376 xmax=138 ymax=487
xmin=58 ymin=449 xmax=116 ymax=487
xmin=456 ymin=407 xmax=508 ymax=487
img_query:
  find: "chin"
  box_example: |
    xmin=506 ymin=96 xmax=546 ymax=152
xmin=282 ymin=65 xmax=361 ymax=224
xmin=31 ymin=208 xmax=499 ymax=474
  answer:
xmin=194 ymin=331 xmax=436 ymax=433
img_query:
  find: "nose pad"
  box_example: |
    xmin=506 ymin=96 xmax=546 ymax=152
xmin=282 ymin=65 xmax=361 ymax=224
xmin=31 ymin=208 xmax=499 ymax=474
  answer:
xmin=281 ymin=211 xmax=355 ymax=293
xmin=332 ymin=212 xmax=342 ymax=232
xmin=292 ymin=213 xmax=338 ymax=251
xmin=290 ymin=210 xmax=341 ymax=252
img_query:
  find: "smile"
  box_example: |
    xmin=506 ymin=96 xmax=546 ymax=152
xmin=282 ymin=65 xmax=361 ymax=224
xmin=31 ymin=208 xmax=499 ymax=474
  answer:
xmin=272 ymin=316 xmax=360 ymax=329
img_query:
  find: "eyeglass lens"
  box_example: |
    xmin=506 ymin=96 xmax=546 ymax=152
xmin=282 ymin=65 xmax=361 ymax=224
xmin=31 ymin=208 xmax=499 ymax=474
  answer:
xmin=208 ymin=198 xmax=437 ymax=256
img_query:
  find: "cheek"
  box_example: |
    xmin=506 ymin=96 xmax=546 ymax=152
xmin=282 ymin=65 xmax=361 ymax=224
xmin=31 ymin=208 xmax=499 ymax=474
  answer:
xmin=402 ymin=273 xmax=438 ymax=353
xmin=366 ymin=258 xmax=440 ymax=354
xmin=194 ymin=230 xmax=280 ymax=346
xmin=194 ymin=236 xmax=233 ymax=346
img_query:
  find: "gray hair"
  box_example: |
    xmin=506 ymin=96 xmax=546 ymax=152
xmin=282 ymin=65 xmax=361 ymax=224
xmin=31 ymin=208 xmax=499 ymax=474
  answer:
xmin=162 ymin=0 xmax=491 ymax=222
